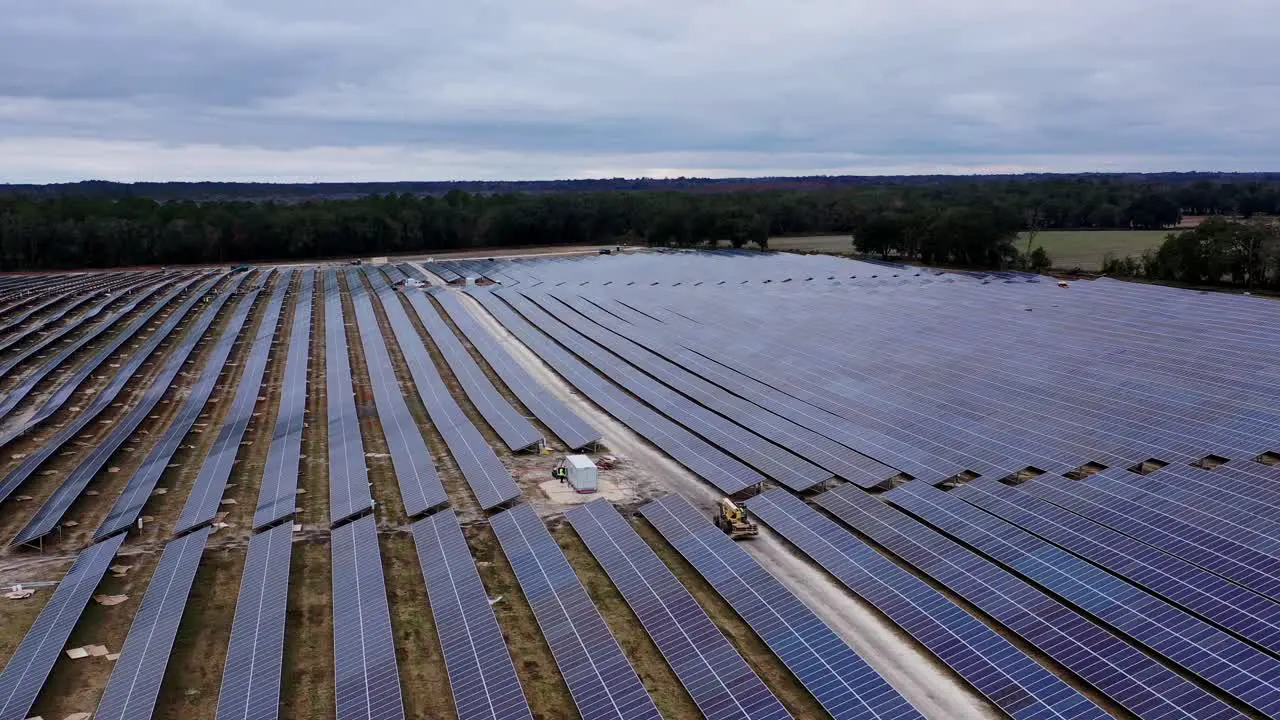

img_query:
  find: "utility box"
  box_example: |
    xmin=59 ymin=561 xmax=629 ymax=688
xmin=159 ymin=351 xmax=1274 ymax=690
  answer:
xmin=463 ymin=276 xmax=476 ymax=286
xmin=562 ymin=455 xmax=597 ymax=493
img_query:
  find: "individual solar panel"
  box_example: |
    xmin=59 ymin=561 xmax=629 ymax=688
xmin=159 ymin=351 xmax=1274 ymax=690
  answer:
xmin=254 ymin=269 xmax=315 ymax=530
xmin=743 ymin=489 xmax=1108 ymax=720
xmin=332 ymin=514 xmax=404 ymax=720
xmin=326 ymin=270 xmax=374 ymax=526
xmin=816 ymin=484 xmax=1241 ymax=720
xmin=639 ymin=493 xmax=923 ymax=720
xmin=404 ymin=282 xmax=541 ymax=451
xmin=175 ymin=272 xmax=291 ymax=535
xmin=371 ymin=279 xmax=520 ymax=510
xmin=96 ymin=527 xmax=212 ymax=720
xmin=431 ymin=289 xmax=601 ymax=450
xmin=98 ymin=278 xmax=270 ymax=540
xmin=347 ymin=269 xmax=448 ymax=517
xmin=216 ymin=522 xmax=293 ymax=720
xmin=0 ymin=534 xmax=125 ymax=720
xmin=490 ymin=503 xmax=660 ymax=720
xmin=886 ymin=481 xmax=1280 ymax=717
xmin=950 ymin=477 xmax=1280 ymax=658
xmin=410 ymin=511 xmax=532 ymax=720
xmin=565 ymin=499 xmax=792 ymax=720
xmin=12 ymin=274 xmax=244 ymax=545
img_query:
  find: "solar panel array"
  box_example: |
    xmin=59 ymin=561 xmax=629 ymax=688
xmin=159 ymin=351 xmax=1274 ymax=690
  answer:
xmin=396 ymin=277 xmax=541 ymax=451
xmin=0 ymin=276 xmax=152 ymax=381
xmin=371 ymin=276 xmax=520 ymax=510
xmin=565 ymin=499 xmax=792 ymax=720
xmin=457 ymin=251 xmax=1280 ymax=487
xmin=0 ymin=273 xmax=204 ymax=457
xmin=325 ymin=270 xmax=375 ymax=526
xmin=175 ymin=271 xmax=291 ymax=535
xmin=490 ymin=503 xmax=660 ymax=720
xmin=815 ymin=483 xmax=1240 ymax=719
xmin=468 ymin=289 xmax=763 ymax=495
xmin=430 ymin=288 xmax=601 ymax=450
xmin=518 ymin=291 xmax=833 ymax=490
xmin=0 ymin=274 xmax=179 ymax=417
xmin=8 ymin=274 xmax=237 ymax=542
xmin=887 ymin=481 xmax=1280 ymax=716
xmin=743 ymin=489 xmax=1108 ymax=720
xmin=96 ymin=527 xmax=212 ymax=720
xmin=950 ymin=477 xmax=1280 ymax=657
xmin=410 ymin=510 xmax=532 ymax=720
xmin=98 ymin=275 xmax=276 ymax=540
xmin=254 ymin=269 xmax=316 ymax=530
xmin=640 ymin=493 xmax=924 ymax=720
xmin=332 ymin=514 xmax=404 ymax=720
xmin=0 ymin=534 xmax=125 ymax=720
xmin=217 ymin=521 xmax=293 ymax=720
xmin=346 ymin=269 xmax=448 ymax=517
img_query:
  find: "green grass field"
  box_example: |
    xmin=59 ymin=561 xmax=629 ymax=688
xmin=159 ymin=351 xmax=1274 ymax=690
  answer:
xmin=1021 ymin=230 xmax=1171 ymax=271
xmin=771 ymin=230 xmax=1174 ymax=271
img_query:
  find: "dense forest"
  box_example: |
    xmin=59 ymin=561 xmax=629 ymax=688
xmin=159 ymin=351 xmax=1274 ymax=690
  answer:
xmin=2 ymin=175 xmax=1280 ymax=272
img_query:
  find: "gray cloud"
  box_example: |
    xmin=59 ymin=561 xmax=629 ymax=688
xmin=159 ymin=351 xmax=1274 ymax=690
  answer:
xmin=0 ymin=0 xmax=1276 ymax=181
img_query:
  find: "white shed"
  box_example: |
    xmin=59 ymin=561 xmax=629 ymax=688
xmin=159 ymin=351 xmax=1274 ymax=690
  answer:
xmin=563 ymin=455 xmax=597 ymax=493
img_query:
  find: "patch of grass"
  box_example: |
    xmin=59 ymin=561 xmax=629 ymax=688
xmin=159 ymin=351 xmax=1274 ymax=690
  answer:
xmin=1020 ymin=230 xmax=1171 ymax=271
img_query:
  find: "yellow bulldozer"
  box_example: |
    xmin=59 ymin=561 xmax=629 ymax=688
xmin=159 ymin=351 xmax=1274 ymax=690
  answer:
xmin=714 ymin=498 xmax=759 ymax=540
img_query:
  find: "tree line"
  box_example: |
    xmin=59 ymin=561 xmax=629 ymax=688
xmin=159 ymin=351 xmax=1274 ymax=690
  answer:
xmin=1101 ymin=217 xmax=1280 ymax=290
xmin=2 ymin=176 xmax=1280 ymax=271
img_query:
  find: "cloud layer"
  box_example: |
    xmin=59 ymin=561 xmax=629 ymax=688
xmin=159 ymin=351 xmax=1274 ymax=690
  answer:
xmin=2 ymin=0 xmax=1276 ymax=181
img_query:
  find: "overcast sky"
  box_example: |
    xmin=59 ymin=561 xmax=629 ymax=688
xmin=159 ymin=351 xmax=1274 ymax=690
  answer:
xmin=1 ymin=0 xmax=1276 ymax=182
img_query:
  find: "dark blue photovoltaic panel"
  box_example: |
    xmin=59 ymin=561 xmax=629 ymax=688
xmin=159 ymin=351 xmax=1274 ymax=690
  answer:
xmin=640 ymin=493 xmax=923 ymax=720
xmin=433 ymin=288 xmax=600 ymax=450
xmin=13 ymin=274 xmax=244 ymax=545
xmin=0 ymin=534 xmax=125 ymax=720
xmin=217 ymin=522 xmax=293 ymax=720
xmin=743 ymin=490 xmax=1108 ymax=720
xmin=887 ymin=481 xmax=1280 ymax=717
xmin=951 ymin=478 xmax=1280 ymax=657
xmin=347 ymin=269 xmax=448 ymax=517
xmin=332 ymin=514 xmax=404 ymax=720
xmin=254 ymin=269 xmax=315 ymax=530
xmin=566 ymin=499 xmax=792 ymax=720
xmin=372 ymin=279 xmax=519 ymax=510
xmin=96 ymin=528 xmax=212 ymax=720
xmin=816 ymin=484 xmax=1241 ymax=720
xmin=490 ymin=503 xmax=659 ymax=720
xmin=326 ymin=270 xmax=374 ymax=526
xmin=411 ymin=510 xmax=532 ymax=720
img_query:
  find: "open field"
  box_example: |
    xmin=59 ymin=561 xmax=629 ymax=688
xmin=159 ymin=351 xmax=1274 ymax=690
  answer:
xmin=1021 ymin=229 xmax=1172 ymax=270
xmin=772 ymin=230 xmax=1175 ymax=271
xmin=0 ymin=251 xmax=1277 ymax=720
